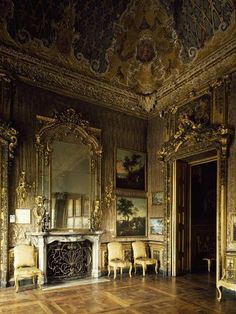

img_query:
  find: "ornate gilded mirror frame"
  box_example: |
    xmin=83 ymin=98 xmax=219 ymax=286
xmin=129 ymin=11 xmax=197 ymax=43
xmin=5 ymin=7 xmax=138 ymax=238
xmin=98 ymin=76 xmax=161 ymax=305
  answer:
xmin=159 ymin=120 xmax=234 ymax=282
xmin=0 ymin=120 xmax=17 ymax=287
xmin=35 ymin=108 xmax=102 ymax=231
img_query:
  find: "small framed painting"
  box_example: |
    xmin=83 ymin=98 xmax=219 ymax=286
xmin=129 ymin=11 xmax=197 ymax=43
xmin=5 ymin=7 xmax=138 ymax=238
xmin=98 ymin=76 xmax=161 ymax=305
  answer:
xmin=150 ymin=217 xmax=164 ymax=235
xmin=152 ymin=192 xmax=164 ymax=205
xmin=116 ymin=196 xmax=147 ymax=237
xmin=116 ymin=148 xmax=146 ymax=190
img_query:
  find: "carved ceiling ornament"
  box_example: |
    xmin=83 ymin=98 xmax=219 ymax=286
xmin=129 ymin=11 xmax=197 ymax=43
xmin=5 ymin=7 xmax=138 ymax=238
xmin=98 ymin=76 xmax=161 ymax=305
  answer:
xmin=105 ymin=0 xmax=181 ymax=97
xmin=0 ymin=1 xmax=235 ymax=115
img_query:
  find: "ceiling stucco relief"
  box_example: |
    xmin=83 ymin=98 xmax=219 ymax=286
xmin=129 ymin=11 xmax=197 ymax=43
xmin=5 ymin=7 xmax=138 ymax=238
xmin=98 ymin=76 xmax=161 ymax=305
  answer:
xmin=0 ymin=0 xmax=235 ymax=116
xmin=105 ymin=0 xmax=181 ymax=102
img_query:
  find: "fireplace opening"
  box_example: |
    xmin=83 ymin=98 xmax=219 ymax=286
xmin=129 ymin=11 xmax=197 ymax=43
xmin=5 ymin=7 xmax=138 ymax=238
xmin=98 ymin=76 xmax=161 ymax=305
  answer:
xmin=47 ymin=240 xmax=92 ymax=282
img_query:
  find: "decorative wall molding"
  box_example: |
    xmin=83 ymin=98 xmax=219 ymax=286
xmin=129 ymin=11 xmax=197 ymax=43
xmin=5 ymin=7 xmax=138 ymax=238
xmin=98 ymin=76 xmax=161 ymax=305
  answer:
xmin=1 ymin=33 xmax=236 ymax=119
xmin=150 ymin=36 xmax=236 ymax=118
xmin=0 ymin=46 xmax=145 ymax=118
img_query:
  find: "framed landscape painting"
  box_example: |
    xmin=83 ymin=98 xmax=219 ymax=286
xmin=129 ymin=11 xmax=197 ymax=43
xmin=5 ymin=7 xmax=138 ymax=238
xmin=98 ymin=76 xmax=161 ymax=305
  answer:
xmin=116 ymin=148 xmax=146 ymax=190
xmin=116 ymin=196 xmax=147 ymax=236
xmin=150 ymin=217 xmax=164 ymax=235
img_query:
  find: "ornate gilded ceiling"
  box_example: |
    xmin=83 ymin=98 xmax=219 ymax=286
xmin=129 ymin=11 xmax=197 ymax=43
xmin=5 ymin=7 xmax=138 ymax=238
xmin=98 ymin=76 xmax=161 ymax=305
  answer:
xmin=0 ymin=0 xmax=235 ymax=117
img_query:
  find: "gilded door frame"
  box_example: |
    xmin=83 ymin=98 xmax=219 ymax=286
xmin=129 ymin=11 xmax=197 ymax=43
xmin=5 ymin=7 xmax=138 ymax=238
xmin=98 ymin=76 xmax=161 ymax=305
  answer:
xmin=159 ymin=124 xmax=234 ymax=284
xmin=173 ymin=155 xmax=218 ymax=275
xmin=0 ymin=121 xmax=17 ymax=287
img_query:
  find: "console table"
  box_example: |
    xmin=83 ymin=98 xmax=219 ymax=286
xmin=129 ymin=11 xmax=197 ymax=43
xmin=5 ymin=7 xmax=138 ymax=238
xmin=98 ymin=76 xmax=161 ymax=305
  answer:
xmin=27 ymin=231 xmax=103 ymax=284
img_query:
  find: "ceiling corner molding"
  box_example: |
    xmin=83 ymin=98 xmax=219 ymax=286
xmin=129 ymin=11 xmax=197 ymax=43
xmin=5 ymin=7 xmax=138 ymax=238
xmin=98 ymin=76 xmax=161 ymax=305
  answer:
xmin=148 ymin=36 xmax=236 ymax=119
xmin=0 ymin=45 xmax=148 ymax=120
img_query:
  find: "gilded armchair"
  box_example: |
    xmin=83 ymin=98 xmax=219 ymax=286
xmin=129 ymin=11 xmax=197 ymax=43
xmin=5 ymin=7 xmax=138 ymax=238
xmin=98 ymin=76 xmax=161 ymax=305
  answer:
xmin=14 ymin=244 xmax=43 ymax=292
xmin=132 ymin=241 xmax=158 ymax=276
xmin=107 ymin=242 xmax=132 ymax=279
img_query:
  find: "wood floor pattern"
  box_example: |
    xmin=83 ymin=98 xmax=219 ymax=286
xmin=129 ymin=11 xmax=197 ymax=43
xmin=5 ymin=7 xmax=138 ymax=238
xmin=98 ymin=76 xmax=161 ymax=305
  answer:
xmin=0 ymin=274 xmax=235 ymax=314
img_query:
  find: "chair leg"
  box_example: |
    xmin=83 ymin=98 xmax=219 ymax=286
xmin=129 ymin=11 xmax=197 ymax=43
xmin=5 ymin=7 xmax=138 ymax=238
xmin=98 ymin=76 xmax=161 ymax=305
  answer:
xmin=38 ymin=273 xmax=43 ymax=289
xmin=155 ymin=261 xmax=158 ymax=274
xmin=129 ymin=264 xmax=132 ymax=277
xmin=108 ymin=265 xmax=111 ymax=277
xmin=114 ymin=266 xmax=117 ymax=279
xmin=32 ymin=276 xmax=36 ymax=285
xmin=134 ymin=263 xmax=137 ymax=274
xmin=142 ymin=264 xmax=146 ymax=277
xmin=15 ymin=277 xmax=19 ymax=293
xmin=120 ymin=267 xmax=123 ymax=276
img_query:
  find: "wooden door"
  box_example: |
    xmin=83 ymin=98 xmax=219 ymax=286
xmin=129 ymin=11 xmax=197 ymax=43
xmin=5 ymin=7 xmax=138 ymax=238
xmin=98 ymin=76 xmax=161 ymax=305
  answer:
xmin=175 ymin=160 xmax=189 ymax=275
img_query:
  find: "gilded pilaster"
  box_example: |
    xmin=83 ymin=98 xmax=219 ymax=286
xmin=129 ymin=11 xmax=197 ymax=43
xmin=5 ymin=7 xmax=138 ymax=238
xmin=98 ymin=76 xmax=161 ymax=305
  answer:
xmin=0 ymin=119 xmax=17 ymax=287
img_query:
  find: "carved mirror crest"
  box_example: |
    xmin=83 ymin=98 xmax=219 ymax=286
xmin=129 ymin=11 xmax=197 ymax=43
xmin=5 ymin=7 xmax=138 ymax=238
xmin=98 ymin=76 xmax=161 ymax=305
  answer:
xmin=35 ymin=108 xmax=102 ymax=231
xmin=0 ymin=119 xmax=17 ymax=287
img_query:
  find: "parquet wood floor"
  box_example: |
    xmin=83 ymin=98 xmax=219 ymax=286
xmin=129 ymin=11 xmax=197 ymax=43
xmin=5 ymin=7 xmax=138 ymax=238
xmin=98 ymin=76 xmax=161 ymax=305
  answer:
xmin=0 ymin=273 xmax=235 ymax=314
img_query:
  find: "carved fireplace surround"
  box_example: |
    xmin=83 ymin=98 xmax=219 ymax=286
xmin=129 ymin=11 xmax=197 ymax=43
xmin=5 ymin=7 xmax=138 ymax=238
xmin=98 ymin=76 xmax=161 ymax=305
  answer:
xmin=27 ymin=231 xmax=103 ymax=284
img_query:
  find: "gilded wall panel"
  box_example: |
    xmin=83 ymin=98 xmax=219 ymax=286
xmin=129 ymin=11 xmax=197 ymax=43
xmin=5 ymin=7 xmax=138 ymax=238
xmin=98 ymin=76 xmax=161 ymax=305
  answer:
xmin=147 ymin=116 xmax=166 ymax=220
xmin=227 ymin=73 xmax=236 ymax=251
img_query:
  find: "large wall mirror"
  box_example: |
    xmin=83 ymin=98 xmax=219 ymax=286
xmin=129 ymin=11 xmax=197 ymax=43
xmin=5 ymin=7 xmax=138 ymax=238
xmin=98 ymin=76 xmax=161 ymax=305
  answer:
xmin=36 ymin=109 xmax=102 ymax=231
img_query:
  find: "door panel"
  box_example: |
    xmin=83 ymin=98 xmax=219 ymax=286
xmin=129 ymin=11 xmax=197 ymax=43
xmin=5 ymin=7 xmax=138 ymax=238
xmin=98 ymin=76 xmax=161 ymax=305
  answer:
xmin=176 ymin=160 xmax=188 ymax=275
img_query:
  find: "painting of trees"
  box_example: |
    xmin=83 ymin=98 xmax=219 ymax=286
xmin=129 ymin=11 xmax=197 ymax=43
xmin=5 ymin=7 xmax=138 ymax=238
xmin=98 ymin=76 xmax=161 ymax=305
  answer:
xmin=116 ymin=149 xmax=145 ymax=190
xmin=116 ymin=197 xmax=146 ymax=236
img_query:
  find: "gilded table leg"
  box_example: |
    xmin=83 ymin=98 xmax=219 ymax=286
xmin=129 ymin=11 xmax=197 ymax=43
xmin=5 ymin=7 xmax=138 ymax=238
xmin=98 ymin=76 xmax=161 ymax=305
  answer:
xmin=207 ymin=259 xmax=211 ymax=273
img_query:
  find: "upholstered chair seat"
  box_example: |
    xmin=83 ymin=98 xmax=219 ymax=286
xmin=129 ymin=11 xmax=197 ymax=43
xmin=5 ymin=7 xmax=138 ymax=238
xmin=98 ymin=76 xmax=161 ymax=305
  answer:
xmin=108 ymin=242 xmax=132 ymax=279
xmin=14 ymin=244 xmax=43 ymax=292
xmin=132 ymin=241 xmax=158 ymax=276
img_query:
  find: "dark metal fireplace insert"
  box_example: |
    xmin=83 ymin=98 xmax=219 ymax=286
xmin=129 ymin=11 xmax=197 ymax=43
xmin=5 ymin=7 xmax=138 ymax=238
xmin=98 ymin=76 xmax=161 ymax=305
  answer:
xmin=47 ymin=240 xmax=92 ymax=282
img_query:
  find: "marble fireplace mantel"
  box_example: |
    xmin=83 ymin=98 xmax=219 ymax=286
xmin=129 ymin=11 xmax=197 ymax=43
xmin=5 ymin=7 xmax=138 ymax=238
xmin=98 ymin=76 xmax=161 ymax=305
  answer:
xmin=26 ymin=230 xmax=103 ymax=283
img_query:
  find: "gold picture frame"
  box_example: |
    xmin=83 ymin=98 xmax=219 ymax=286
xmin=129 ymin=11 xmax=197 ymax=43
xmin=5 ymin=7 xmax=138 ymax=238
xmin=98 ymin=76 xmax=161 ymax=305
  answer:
xmin=115 ymin=148 xmax=146 ymax=191
xmin=116 ymin=196 xmax=147 ymax=237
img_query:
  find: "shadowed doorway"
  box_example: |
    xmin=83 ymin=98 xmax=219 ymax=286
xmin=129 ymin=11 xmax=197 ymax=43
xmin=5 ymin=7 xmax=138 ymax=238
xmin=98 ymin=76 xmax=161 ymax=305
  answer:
xmin=190 ymin=160 xmax=217 ymax=274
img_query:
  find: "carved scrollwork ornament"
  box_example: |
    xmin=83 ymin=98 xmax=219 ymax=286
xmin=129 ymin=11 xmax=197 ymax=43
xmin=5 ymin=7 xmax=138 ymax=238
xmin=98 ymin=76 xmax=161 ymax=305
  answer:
xmin=158 ymin=123 xmax=234 ymax=162
xmin=104 ymin=181 xmax=115 ymax=209
xmin=54 ymin=108 xmax=89 ymax=128
xmin=90 ymin=200 xmax=103 ymax=232
xmin=16 ymin=171 xmax=32 ymax=208
xmin=33 ymin=196 xmax=46 ymax=233
xmin=0 ymin=120 xmax=18 ymax=159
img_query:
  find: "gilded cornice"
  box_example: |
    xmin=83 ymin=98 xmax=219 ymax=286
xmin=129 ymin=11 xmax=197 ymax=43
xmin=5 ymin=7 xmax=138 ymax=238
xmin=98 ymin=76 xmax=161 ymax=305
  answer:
xmin=0 ymin=45 xmax=147 ymax=119
xmin=149 ymin=35 xmax=236 ymax=119
xmin=0 ymin=17 xmax=236 ymax=120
